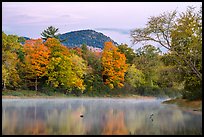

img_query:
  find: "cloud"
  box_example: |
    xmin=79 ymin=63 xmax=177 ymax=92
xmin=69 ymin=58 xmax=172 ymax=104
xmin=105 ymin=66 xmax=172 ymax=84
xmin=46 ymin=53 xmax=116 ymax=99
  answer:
xmin=95 ymin=28 xmax=131 ymax=35
xmin=3 ymin=13 xmax=47 ymax=25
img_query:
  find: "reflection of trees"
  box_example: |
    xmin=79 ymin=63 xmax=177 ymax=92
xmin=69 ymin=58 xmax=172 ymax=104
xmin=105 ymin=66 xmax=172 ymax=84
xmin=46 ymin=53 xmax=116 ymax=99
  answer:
xmin=22 ymin=104 xmax=48 ymax=134
xmin=25 ymin=119 xmax=47 ymax=134
xmin=157 ymin=107 xmax=196 ymax=135
xmin=2 ymin=107 xmax=9 ymax=134
xmin=2 ymin=102 xmax=86 ymax=135
xmin=125 ymin=109 xmax=146 ymax=135
xmin=124 ymin=103 xmax=192 ymax=135
xmin=2 ymin=108 xmax=18 ymax=135
xmin=46 ymin=105 xmax=86 ymax=135
xmin=124 ymin=103 xmax=162 ymax=135
xmin=2 ymin=99 xmax=203 ymax=135
xmin=102 ymin=109 xmax=128 ymax=135
xmin=172 ymin=110 xmax=185 ymax=123
xmin=3 ymin=105 xmax=48 ymax=135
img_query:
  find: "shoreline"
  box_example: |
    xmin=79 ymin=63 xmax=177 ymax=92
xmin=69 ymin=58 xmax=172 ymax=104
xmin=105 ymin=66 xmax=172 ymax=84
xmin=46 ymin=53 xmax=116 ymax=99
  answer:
xmin=163 ymin=98 xmax=202 ymax=111
xmin=2 ymin=95 xmax=157 ymax=100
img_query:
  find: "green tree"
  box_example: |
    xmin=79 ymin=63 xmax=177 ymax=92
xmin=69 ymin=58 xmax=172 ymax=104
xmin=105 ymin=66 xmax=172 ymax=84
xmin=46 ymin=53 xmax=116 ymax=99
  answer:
xmin=133 ymin=45 xmax=162 ymax=86
xmin=117 ymin=44 xmax=136 ymax=64
xmin=41 ymin=26 xmax=60 ymax=41
xmin=80 ymin=43 xmax=107 ymax=95
xmin=17 ymin=37 xmax=26 ymax=44
xmin=81 ymin=45 xmax=102 ymax=74
xmin=157 ymin=65 xmax=181 ymax=89
xmin=131 ymin=6 xmax=202 ymax=81
xmin=81 ymin=44 xmax=88 ymax=56
xmin=171 ymin=7 xmax=202 ymax=100
xmin=131 ymin=6 xmax=202 ymax=100
xmin=159 ymin=53 xmax=185 ymax=89
xmin=125 ymin=64 xmax=145 ymax=88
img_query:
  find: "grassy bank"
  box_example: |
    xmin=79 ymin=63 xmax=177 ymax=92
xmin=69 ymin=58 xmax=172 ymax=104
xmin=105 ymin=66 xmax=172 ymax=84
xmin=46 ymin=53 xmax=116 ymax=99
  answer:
xmin=2 ymin=89 xmax=70 ymax=98
xmin=162 ymin=98 xmax=202 ymax=111
xmin=2 ymin=89 xmax=156 ymax=99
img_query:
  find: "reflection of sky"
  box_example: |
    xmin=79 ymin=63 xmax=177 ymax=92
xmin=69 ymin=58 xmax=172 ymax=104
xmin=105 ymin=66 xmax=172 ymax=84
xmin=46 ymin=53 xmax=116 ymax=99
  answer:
xmin=2 ymin=99 xmax=202 ymax=135
xmin=2 ymin=2 xmax=201 ymax=52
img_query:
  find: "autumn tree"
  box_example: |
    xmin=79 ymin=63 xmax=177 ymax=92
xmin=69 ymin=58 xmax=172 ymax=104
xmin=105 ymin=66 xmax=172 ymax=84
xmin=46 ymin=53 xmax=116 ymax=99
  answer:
xmin=69 ymin=47 xmax=82 ymax=57
xmin=70 ymin=54 xmax=87 ymax=92
xmin=44 ymin=38 xmax=87 ymax=93
xmin=101 ymin=42 xmax=128 ymax=89
xmin=23 ymin=39 xmax=51 ymax=91
xmin=44 ymin=38 xmax=69 ymax=56
xmin=2 ymin=32 xmax=21 ymax=89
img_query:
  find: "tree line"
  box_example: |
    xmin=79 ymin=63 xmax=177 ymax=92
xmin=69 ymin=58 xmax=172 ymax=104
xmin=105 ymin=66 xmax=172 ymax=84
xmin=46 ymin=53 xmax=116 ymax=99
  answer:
xmin=2 ymin=6 xmax=201 ymax=100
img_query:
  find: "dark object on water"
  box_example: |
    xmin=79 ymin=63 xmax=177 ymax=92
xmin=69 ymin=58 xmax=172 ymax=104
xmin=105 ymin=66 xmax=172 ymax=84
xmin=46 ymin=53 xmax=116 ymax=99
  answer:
xmin=149 ymin=113 xmax=154 ymax=118
xmin=149 ymin=113 xmax=154 ymax=122
xmin=193 ymin=109 xmax=201 ymax=111
xmin=80 ymin=114 xmax=84 ymax=117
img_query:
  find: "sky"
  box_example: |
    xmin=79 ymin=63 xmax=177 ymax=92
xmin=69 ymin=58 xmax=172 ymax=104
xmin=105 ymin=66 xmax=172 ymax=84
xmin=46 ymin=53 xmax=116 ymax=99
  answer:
xmin=2 ymin=2 xmax=202 ymax=52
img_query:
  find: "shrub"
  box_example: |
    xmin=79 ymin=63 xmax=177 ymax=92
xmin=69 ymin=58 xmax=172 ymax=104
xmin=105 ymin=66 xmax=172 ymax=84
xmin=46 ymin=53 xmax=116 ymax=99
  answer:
xmin=11 ymin=91 xmax=24 ymax=96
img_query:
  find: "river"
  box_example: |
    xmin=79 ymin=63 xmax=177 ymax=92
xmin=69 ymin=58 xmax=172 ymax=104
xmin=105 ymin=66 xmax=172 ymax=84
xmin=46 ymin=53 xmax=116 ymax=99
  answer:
xmin=2 ymin=98 xmax=202 ymax=135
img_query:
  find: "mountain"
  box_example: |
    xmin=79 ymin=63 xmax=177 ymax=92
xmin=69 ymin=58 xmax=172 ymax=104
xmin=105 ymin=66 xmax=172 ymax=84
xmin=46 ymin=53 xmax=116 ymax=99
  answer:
xmin=20 ymin=30 xmax=118 ymax=49
xmin=58 ymin=29 xmax=118 ymax=49
xmin=23 ymin=37 xmax=31 ymax=40
xmin=18 ymin=36 xmax=31 ymax=44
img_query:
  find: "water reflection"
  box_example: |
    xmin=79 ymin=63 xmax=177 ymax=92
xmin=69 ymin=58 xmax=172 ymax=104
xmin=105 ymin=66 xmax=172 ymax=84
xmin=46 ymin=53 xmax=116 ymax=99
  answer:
xmin=2 ymin=98 xmax=202 ymax=135
xmin=102 ymin=109 xmax=128 ymax=135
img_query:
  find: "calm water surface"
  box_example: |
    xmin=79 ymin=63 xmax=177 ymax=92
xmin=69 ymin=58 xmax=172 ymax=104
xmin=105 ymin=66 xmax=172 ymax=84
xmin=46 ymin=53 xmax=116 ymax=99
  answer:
xmin=2 ymin=98 xmax=202 ymax=135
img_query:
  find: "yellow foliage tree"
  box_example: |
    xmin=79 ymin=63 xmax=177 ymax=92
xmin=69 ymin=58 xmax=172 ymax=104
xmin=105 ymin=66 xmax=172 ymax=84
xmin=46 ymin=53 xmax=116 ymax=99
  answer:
xmin=45 ymin=38 xmax=87 ymax=92
xmin=2 ymin=32 xmax=21 ymax=89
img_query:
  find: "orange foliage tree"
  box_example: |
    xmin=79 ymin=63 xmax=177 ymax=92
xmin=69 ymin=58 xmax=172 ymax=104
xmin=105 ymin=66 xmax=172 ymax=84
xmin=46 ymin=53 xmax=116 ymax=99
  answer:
xmin=101 ymin=42 xmax=128 ymax=89
xmin=23 ymin=39 xmax=50 ymax=91
xmin=44 ymin=38 xmax=69 ymax=56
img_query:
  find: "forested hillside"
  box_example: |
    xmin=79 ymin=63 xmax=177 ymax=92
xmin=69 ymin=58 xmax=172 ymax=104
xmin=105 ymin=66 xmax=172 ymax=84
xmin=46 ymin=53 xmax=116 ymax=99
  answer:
xmin=19 ymin=29 xmax=118 ymax=49
xmin=59 ymin=29 xmax=118 ymax=48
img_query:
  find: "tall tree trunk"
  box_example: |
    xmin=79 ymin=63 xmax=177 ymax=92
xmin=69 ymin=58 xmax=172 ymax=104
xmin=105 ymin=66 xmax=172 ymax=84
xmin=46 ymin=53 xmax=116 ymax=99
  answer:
xmin=35 ymin=77 xmax=38 ymax=91
xmin=2 ymin=80 xmax=6 ymax=90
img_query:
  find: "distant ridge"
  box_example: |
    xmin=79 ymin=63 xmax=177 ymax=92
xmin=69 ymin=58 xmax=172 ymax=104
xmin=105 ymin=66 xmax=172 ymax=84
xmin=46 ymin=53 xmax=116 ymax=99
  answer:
xmin=58 ymin=29 xmax=118 ymax=49
xmin=23 ymin=37 xmax=31 ymax=40
xmin=20 ymin=29 xmax=118 ymax=49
